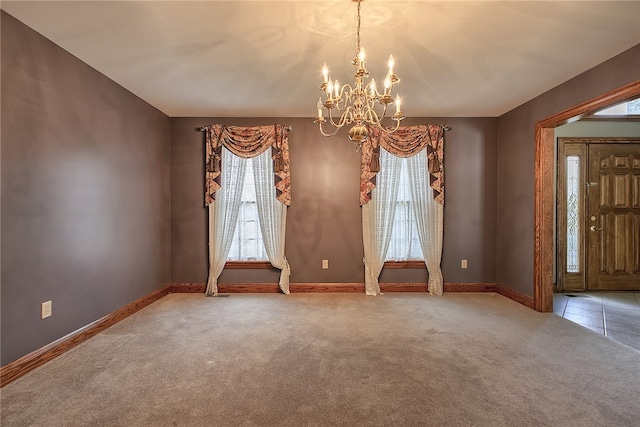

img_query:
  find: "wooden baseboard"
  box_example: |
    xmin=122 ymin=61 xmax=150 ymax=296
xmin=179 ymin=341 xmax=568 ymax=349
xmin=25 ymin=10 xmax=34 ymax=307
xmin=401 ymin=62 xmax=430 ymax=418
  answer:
xmin=172 ymin=283 xmax=531 ymax=311
xmin=169 ymin=283 xmax=281 ymax=293
xmin=171 ymin=282 xmax=499 ymax=294
xmin=443 ymin=283 xmax=497 ymax=292
xmin=442 ymin=282 xmax=534 ymax=308
xmin=169 ymin=283 xmax=206 ymax=293
xmin=381 ymin=282 xmax=428 ymax=292
xmin=170 ymin=283 xmax=365 ymax=293
xmin=172 ymin=282 xmax=427 ymax=293
xmin=0 ymin=285 xmax=171 ymax=388
xmin=495 ymin=284 xmax=535 ymax=309
xmin=221 ymin=283 xmax=281 ymax=293
xmin=292 ymin=283 xmax=364 ymax=293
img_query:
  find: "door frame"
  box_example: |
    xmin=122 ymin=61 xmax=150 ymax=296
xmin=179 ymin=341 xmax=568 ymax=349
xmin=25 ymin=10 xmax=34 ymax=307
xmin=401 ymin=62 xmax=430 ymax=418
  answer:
xmin=534 ymin=79 xmax=640 ymax=312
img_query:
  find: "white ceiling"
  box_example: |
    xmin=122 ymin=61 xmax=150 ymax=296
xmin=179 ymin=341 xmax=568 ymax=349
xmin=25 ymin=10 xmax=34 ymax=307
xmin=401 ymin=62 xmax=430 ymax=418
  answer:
xmin=2 ymin=1 xmax=639 ymax=117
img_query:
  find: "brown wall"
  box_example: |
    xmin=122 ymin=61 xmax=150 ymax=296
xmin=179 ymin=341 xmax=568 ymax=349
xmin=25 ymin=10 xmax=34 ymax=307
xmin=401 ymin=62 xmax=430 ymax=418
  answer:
xmin=0 ymin=12 xmax=172 ymax=365
xmin=171 ymin=117 xmax=498 ymax=285
xmin=496 ymin=44 xmax=640 ymax=296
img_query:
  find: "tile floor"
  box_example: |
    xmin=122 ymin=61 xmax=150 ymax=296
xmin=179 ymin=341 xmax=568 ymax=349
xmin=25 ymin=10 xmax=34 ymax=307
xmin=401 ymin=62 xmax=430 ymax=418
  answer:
xmin=554 ymin=292 xmax=640 ymax=351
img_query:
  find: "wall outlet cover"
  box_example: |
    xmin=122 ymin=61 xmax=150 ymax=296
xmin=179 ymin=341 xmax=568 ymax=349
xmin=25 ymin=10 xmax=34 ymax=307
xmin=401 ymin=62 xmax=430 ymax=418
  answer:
xmin=41 ymin=300 xmax=52 ymax=319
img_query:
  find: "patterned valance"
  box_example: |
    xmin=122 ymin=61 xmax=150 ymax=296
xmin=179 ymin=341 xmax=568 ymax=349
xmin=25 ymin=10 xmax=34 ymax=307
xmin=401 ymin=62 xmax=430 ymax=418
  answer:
xmin=360 ymin=125 xmax=445 ymax=206
xmin=205 ymin=124 xmax=291 ymax=206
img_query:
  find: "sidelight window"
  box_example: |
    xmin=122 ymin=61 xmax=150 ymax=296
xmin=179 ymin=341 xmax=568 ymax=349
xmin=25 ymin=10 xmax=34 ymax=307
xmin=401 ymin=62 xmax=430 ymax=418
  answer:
xmin=566 ymin=155 xmax=581 ymax=273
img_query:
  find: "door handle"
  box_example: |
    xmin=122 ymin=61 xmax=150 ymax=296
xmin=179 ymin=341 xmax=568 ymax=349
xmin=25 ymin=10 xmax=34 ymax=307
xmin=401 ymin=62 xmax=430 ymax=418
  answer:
xmin=590 ymin=225 xmax=604 ymax=232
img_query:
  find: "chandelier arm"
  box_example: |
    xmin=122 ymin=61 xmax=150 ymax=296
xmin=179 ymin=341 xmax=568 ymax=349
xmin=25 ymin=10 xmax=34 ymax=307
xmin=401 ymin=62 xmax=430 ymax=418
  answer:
xmin=341 ymin=107 xmax=355 ymax=127
xmin=338 ymin=84 xmax=355 ymax=103
xmin=366 ymin=96 xmax=382 ymax=120
xmin=348 ymin=108 xmax=357 ymax=126
xmin=321 ymin=105 xmax=354 ymax=136
xmin=327 ymin=108 xmax=340 ymax=128
xmin=367 ymin=108 xmax=381 ymax=125
xmin=368 ymin=104 xmax=388 ymax=126
xmin=327 ymin=105 xmax=351 ymax=129
xmin=333 ymin=95 xmax=348 ymax=112
xmin=318 ymin=121 xmax=342 ymax=137
xmin=379 ymin=117 xmax=402 ymax=134
xmin=380 ymin=104 xmax=389 ymax=122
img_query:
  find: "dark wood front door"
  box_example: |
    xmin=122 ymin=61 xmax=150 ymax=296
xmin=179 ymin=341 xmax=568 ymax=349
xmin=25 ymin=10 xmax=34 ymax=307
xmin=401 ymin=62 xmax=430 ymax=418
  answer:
xmin=587 ymin=143 xmax=640 ymax=290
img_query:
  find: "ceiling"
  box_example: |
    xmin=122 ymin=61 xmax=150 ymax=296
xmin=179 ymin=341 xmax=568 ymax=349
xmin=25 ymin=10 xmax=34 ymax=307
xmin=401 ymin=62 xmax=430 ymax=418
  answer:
xmin=2 ymin=1 xmax=639 ymax=118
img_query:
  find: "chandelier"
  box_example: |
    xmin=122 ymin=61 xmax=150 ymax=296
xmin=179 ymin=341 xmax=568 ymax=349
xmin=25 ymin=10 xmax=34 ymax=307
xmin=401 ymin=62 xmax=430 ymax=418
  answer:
xmin=314 ymin=0 xmax=405 ymax=147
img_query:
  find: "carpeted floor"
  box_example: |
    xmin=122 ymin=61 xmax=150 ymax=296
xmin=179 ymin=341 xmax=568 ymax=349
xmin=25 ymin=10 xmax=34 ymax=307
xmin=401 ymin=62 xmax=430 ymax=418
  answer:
xmin=2 ymin=292 xmax=639 ymax=426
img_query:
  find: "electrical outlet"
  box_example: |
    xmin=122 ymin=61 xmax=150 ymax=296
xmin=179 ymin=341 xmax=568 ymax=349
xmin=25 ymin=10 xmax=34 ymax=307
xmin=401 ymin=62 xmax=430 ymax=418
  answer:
xmin=322 ymin=259 xmax=329 ymax=269
xmin=41 ymin=300 xmax=52 ymax=319
xmin=461 ymin=259 xmax=468 ymax=269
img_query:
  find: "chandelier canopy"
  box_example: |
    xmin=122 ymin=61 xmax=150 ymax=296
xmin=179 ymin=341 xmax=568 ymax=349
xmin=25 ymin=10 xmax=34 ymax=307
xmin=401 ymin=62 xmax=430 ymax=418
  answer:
xmin=314 ymin=0 xmax=405 ymax=147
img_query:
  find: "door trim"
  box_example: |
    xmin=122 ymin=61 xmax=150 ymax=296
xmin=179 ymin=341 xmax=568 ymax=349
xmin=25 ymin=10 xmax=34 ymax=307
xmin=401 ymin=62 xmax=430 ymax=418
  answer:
xmin=534 ymin=79 xmax=640 ymax=312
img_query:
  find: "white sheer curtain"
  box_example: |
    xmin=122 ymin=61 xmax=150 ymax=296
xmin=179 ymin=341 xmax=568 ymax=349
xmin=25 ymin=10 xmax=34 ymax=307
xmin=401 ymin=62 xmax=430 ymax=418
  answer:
xmin=407 ymin=150 xmax=444 ymax=295
xmin=362 ymin=148 xmax=403 ymax=295
xmin=253 ymin=148 xmax=291 ymax=294
xmin=206 ymin=148 xmax=247 ymax=296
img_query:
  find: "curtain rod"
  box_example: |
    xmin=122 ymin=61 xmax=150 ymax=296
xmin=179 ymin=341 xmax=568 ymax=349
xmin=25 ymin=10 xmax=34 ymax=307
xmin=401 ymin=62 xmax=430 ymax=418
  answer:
xmin=195 ymin=125 xmax=446 ymax=132
xmin=196 ymin=125 xmax=293 ymax=132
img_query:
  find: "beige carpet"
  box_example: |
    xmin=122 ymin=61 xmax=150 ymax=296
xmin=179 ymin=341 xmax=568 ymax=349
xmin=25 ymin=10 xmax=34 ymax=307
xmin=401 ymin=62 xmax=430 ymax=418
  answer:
xmin=2 ymin=293 xmax=639 ymax=426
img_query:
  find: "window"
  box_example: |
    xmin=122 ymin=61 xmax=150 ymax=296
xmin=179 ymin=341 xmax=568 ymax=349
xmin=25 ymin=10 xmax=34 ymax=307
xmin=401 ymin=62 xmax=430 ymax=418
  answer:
xmin=566 ymin=155 xmax=581 ymax=273
xmin=593 ymin=98 xmax=640 ymax=116
xmin=227 ymin=158 xmax=268 ymax=261
xmin=385 ymin=157 xmax=424 ymax=262
xmin=557 ymin=141 xmax=587 ymax=292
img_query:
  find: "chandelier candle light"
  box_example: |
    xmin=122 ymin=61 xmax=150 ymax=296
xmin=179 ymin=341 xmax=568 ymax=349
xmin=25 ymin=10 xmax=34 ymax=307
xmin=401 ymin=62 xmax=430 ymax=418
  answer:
xmin=314 ymin=0 xmax=405 ymax=148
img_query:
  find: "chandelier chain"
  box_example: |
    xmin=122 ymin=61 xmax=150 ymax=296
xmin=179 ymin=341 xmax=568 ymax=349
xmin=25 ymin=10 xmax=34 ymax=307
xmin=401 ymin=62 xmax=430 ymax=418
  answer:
xmin=356 ymin=0 xmax=361 ymax=60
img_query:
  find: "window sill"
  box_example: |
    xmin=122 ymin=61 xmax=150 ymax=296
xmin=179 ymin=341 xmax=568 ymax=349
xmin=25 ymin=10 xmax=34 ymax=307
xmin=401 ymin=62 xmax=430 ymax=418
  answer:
xmin=225 ymin=261 xmax=273 ymax=269
xmin=384 ymin=260 xmax=426 ymax=269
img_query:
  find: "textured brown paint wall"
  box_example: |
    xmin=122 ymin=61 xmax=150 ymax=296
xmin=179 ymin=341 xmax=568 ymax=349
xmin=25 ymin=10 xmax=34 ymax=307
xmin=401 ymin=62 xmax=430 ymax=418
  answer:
xmin=171 ymin=117 xmax=498 ymax=285
xmin=496 ymin=44 xmax=640 ymax=297
xmin=1 ymin=12 xmax=171 ymax=365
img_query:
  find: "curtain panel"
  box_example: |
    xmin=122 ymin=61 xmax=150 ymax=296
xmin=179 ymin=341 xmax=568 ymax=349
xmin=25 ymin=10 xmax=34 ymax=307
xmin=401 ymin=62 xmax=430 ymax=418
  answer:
xmin=206 ymin=149 xmax=247 ymax=296
xmin=360 ymin=125 xmax=446 ymax=296
xmin=362 ymin=150 xmax=403 ymax=295
xmin=203 ymin=124 xmax=291 ymax=296
xmin=252 ymin=149 xmax=291 ymax=295
xmin=360 ymin=124 xmax=444 ymax=206
xmin=406 ymin=152 xmax=444 ymax=296
xmin=205 ymin=124 xmax=291 ymax=206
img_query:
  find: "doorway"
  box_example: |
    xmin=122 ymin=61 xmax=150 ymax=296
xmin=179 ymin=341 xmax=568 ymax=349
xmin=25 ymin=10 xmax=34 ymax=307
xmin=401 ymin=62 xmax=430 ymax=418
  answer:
xmin=534 ymin=80 xmax=640 ymax=312
xmin=557 ymin=138 xmax=640 ymax=292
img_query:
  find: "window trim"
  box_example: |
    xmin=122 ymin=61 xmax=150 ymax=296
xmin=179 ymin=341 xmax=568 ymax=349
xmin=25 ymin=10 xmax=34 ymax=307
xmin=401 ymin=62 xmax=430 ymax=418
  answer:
xmin=224 ymin=261 xmax=273 ymax=269
xmin=383 ymin=260 xmax=426 ymax=269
